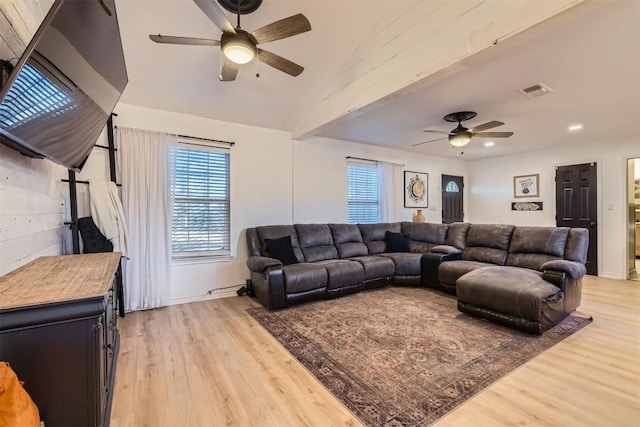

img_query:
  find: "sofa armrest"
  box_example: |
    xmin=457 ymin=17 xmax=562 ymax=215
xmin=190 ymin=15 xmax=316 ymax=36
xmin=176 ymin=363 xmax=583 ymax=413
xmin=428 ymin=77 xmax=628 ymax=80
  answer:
xmin=247 ymin=256 xmax=282 ymax=272
xmin=541 ymin=260 xmax=586 ymax=280
xmin=430 ymin=245 xmax=462 ymax=255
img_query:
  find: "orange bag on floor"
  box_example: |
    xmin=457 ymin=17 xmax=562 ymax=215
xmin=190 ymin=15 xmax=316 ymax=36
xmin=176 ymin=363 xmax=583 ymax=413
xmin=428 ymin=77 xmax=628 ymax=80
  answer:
xmin=0 ymin=361 xmax=40 ymax=427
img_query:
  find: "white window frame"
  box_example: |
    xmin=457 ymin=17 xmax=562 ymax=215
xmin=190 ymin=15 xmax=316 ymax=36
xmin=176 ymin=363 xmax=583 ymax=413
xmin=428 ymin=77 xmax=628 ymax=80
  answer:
xmin=347 ymin=159 xmax=380 ymax=224
xmin=170 ymin=140 xmax=230 ymax=259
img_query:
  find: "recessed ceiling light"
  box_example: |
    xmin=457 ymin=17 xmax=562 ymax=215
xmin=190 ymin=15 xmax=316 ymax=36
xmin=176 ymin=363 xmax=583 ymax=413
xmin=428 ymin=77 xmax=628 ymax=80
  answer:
xmin=484 ymin=141 xmax=495 ymax=147
xmin=568 ymin=123 xmax=584 ymax=132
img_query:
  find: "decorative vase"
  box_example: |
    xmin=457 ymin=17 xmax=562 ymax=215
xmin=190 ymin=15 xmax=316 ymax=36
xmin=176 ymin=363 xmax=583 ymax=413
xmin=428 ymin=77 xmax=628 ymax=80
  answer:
xmin=413 ymin=209 xmax=425 ymax=223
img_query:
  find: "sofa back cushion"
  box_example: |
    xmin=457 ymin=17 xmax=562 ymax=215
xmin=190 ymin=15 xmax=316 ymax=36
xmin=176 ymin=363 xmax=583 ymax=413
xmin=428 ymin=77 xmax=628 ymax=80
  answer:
xmin=256 ymin=225 xmax=304 ymax=263
xmin=358 ymin=223 xmax=401 ymax=254
xmin=401 ymin=222 xmax=448 ymax=253
xmin=444 ymin=222 xmax=470 ymax=249
xmin=329 ymin=223 xmax=368 ymax=258
xmin=462 ymin=224 xmax=515 ymax=265
xmin=294 ymin=224 xmax=338 ymax=262
xmin=506 ymin=226 xmax=570 ymax=270
xmin=565 ymin=228 xmax=589 ymax=263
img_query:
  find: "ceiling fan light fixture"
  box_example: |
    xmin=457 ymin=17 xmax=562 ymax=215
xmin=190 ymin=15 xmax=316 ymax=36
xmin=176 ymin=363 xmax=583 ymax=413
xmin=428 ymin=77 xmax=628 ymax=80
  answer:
xmin=221 ymin=35 xmax=255 ymax=64
xmin=449 ymin=132 xmax=471 ymax=147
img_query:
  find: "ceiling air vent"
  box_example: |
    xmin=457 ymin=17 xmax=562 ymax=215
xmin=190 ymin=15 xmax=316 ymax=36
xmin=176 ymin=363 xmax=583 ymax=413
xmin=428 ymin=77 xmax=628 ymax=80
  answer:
xmin=519 ymin=83 xmax=553 ymax=98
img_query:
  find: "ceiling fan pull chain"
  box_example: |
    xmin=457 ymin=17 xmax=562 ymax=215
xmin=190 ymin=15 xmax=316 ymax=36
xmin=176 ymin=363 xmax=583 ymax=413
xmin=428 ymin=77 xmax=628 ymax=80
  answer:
xmin=256 ymin=50 xmax=260 ymax=78
xmin=236 ymin=0 xmax=241 ymax=28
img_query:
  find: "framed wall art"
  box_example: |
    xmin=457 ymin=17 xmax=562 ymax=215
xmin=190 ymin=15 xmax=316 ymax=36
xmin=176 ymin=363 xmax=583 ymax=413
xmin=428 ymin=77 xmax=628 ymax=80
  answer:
xmin=404 ymin=171 xmax=428 ymax=208
xmin=513 ymin=174 xmax=540 ymax=198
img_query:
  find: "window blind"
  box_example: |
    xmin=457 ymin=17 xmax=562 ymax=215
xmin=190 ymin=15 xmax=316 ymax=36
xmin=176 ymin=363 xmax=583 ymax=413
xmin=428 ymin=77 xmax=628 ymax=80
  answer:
xmin=0 ymin=62 xmax=72 ymax=128
xmin=171 ymin=142 xmax=230 ymax=257
xmin=347 ymin=161 xmax=379 ymax=224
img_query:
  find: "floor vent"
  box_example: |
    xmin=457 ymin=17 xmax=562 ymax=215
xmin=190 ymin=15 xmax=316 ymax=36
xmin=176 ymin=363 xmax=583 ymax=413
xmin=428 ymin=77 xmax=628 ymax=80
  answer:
xmin=519 ymin=83 xmax=553 ymax=97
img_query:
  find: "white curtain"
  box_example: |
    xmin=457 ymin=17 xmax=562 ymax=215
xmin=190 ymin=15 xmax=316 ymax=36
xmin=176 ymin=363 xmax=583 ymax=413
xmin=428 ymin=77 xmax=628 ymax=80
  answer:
xmin=378 ymin=161 xmax=403 ymax=222
xmin=116 ymin=127 xmax=177 ymax=312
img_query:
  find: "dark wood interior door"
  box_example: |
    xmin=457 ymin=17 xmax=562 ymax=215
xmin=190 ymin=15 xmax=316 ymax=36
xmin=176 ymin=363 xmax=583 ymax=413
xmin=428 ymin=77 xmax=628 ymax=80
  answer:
xmin=442 ymin=175 xmax=463 ymax=224
xmin=555 ymin=163 xmax=598 ymax=275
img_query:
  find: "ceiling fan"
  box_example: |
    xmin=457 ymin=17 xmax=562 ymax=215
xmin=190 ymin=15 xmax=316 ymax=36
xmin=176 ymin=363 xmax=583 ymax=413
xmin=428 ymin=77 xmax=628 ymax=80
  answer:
xmin=149 ymin=0 xmax=311 ymax=81
xmin=413 ymin=111 xmax=514 ymax=148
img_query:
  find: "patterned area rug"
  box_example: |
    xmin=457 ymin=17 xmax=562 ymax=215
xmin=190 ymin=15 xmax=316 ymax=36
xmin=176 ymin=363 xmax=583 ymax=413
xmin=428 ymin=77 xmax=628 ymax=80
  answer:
xmin=248 ymin=287 xmax=592 ymax=427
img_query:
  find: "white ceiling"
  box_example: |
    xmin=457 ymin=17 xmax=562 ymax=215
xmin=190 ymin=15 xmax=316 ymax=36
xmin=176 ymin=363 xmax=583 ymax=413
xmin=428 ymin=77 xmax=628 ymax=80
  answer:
xmin=116 ymin=0 xmax=640 ymax=161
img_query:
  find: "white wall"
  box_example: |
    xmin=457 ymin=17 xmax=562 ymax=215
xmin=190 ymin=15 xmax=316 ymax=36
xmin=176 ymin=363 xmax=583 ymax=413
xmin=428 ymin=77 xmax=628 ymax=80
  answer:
xmin=0 ymin=144 xmax=65 ymax=275
xmin=0 ymin=0 xmax=65 ymax=275
xmin=467 ymin=137 xmax=640 ymax=279
xmin=112 ymin=103 xmax=293 ymax=304
xmin=293 ymin=136 xmax=467 ymax=224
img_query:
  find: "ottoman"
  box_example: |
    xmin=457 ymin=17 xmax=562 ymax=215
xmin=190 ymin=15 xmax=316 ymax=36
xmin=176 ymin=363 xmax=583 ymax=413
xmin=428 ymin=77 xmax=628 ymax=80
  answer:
xmin=456 ymin=266 xmax=567 ymax=334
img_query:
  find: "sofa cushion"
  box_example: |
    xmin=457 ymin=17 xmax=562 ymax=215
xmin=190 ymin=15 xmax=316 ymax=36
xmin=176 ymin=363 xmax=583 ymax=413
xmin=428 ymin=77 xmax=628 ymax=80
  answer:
xmin=463 ymin=247 xmax=509 ymax=265
xmin=401 ymin=222 xmax=448 ymax=252
xmin=256 ymin=225 xmax=304 ymax=262
xmin=466 ymin=224 xmax=515 ymax=250
xmin=315 ymin=260 xmax=365 ymax=289
xmin=295 ymin=224 xmax=338 ymax=262
xmin=565 ymin=228 xmax=589 ymax=263
xmin=381 ymin=253 xmax=423 ymax=276
xmin=438 ymin=260 xmax=495 ymax=285
xmin=506 ymin=227 xmax=570 ymax=270
xmin=462 ymin=224 xmax=515 ymax=265
xmin=350 ymin=255 xmax=395 ymax=280
xmin=282 ymin=263 xmax=328 ymax=294
xmin=264 ymin=236 xmax=298 ymax=266
xmin=505 ymin=253 xmax=561 ymax=271
xmin=445 ymin=223 xmax=470 ymax=249
xmin=385 ymin=231 xmax=411 ymax=253
xmin=509 ymin=227 xmax=570 ymax=256
xmin=359 ymin=223 xmax=401 ymax=254
xmin=456 ymin=266 xmax=562 ymax=322
xmin=329 ymin=223 xmax=368 ymax=258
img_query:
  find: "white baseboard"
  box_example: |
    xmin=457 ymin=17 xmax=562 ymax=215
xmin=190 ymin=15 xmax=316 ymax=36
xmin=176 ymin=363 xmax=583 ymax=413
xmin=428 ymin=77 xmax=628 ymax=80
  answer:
xmin=599 ymin=272 xmax=623 ymax=280
xmin=169 ymin=288 xmax=239 ymax=306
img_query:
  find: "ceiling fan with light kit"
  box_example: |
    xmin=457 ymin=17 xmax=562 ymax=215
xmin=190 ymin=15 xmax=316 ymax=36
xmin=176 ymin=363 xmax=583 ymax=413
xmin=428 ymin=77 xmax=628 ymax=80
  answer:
xmin=149 ymin=0 xmax=311 ymax=81
xmin=413 ymin=111 xmax=514 ymax=155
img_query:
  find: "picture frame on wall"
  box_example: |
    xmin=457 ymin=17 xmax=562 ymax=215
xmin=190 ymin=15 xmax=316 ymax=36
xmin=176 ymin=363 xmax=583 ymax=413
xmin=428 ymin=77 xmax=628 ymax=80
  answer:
xmin=513 ymin=174 xmax=540 ymax=198
xmin=404 ymin=171 xmax=428 ymax=208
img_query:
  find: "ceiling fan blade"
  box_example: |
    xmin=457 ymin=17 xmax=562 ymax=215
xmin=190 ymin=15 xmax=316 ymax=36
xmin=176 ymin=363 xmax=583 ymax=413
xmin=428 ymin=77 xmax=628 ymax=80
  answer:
xmin=423 ymin=130 xmax=449 ymax=134
xmin=219 ymin=57 xmax=240 ymax=81
xmin=193 ymin=0 xmax=236 ymax=34
xmin=469 ymin=120 xmax=504 ymax=133
xmin=473 ymin=131 xmax=514 ymax=138
xmin=257 ymin=48 xmax=303 ymax=76
xmin=412 ymin=137 xmax=447 ymax=146
xmin=149 ymin=34 xmax=220 ymax=46
xmin=251 ymin=14 xmax=311 ymax=44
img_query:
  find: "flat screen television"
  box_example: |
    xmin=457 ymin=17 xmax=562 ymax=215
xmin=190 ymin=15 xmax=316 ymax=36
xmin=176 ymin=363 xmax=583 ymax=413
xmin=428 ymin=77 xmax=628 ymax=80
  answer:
xmin=0 ymin=0 xmax=128 ymax=171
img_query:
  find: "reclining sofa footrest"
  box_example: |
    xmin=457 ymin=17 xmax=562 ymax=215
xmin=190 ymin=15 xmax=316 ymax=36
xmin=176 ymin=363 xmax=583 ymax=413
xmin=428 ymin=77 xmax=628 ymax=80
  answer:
xmin=458 ymin=301 xmax=547 ymax=335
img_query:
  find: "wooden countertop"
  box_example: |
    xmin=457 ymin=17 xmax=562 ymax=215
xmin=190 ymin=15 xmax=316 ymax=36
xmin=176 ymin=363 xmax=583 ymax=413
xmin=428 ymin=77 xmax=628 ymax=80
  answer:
xmin=0 ymin=253 xmax=121 ymax=310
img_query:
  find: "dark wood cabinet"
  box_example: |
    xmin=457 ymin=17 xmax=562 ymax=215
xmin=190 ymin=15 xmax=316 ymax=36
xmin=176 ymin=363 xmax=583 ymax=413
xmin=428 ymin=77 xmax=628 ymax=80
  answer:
xmin=0 ymin=253 xmax=121 ymax=427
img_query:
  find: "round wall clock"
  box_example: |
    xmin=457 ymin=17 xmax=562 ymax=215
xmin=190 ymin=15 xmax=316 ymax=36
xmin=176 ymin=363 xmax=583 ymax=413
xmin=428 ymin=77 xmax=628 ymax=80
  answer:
xmin=407 ymin=175 xmax=425 ymax=202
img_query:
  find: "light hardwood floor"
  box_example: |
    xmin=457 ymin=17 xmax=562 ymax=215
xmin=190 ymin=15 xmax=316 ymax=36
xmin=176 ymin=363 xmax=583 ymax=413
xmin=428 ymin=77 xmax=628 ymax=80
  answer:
xmin=111 ymin=276 xmax=640 ymax=427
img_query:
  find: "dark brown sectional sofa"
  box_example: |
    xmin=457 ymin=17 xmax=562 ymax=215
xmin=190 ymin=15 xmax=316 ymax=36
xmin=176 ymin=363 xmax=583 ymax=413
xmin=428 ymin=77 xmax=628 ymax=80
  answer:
xmin=246 ymin=222 xmax=589 ymax=334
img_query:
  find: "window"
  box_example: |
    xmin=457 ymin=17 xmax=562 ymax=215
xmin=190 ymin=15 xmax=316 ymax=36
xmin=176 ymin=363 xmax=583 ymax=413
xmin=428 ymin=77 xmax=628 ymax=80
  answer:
xmin=347 ymin=160 xmax=379 ymax=223
xmin=171 ymin=142 xmax=230 ymax=257
xmin=445 ymin=181 xmax=460 ymax=192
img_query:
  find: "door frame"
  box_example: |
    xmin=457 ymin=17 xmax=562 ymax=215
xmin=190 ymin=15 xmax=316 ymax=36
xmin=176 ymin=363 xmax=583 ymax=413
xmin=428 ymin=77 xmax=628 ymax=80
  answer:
xmin=625 ymin=156 xmax=640 ymax=280
xmin=553 ymin=159 xmax=602 ymax=276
